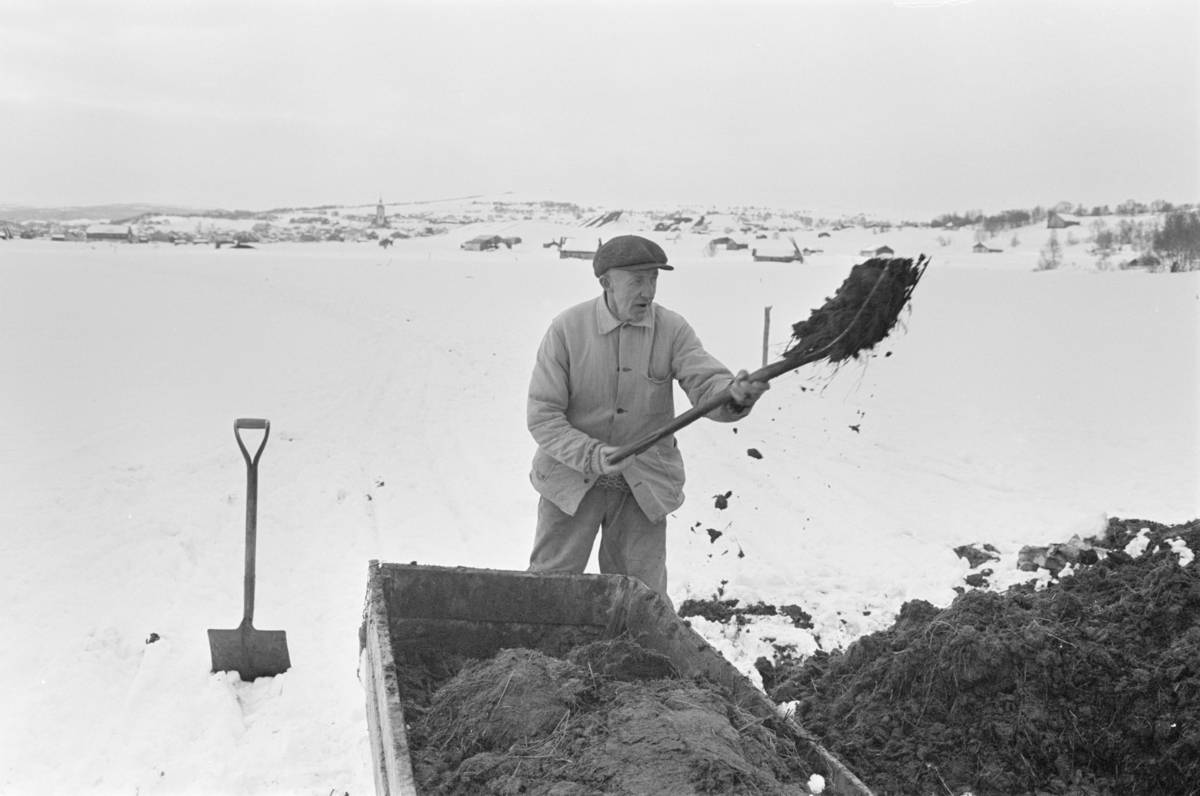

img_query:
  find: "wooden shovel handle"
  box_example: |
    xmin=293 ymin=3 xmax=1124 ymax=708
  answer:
xmin=605 ymin=350 xmax=824 ymax=465
xmin=234 ymin=419 xmax=270 ymax=625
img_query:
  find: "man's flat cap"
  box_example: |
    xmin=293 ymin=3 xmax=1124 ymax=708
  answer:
xmin=593 ymin=235 xmax=674 ymax=277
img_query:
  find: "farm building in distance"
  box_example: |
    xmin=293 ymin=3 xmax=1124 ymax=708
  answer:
xmin=462 ymin=235 xmax=503 ymax=251
xmin=1047 ymin=211 xmax=1082 ymax=228
xmin=751 ymin=238 xmax=803 ymax=263
xmin=86 ymin=224 xmax=134 ymax=242
xmin=462 ymin=235 xmax=522 ymax=251
xmin=709 ymin=236 xmax=748 ymax=250
xmin=559 ymin=237 xmax=602 ymax=260
xmin=859 ymin=245 xmax=894 ymax=257
xmin=973 ymin=242 xmax=1002 ymax=253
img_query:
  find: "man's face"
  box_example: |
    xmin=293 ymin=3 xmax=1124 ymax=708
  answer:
xmin=603 ymin=267 xmax=659 ymax=323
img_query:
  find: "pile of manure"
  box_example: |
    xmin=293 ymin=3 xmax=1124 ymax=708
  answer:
xmin=764 ymin=517 xmax=1200 ymax=796
xmin=397 ymin=636 xmax=818 ymax=796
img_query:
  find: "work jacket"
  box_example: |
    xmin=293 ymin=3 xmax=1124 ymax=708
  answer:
xmin=528 ymin=295 xmax=747 ymax=523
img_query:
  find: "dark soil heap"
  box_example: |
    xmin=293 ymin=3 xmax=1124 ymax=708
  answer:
xmin=397 ymin=637 xmax=815 ymax=796
xmin=765 ymin=518 xmax=1200 ymax=796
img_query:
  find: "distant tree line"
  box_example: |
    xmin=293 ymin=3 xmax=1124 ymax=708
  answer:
xmin=932 ymin=199 xmax=1189 ymax=235
xmin=108 ymin=208 xmax=266 ymax=225
xmin=1086 ymin=218 xmax=1157 ymax=255
xmin=1043 ymin=210 xmax=1200 ymax=272
xmin=1152 ymin=211 xmax=1200 ymax=271
xmin=932 ymin=208 xmax=1045 ymax=232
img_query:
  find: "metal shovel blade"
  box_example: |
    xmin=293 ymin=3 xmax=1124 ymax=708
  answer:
xmin=208 ymin=621 xmax=291 ymax=682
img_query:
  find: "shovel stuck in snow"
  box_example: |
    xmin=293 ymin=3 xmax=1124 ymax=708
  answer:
xmin=208 ymin=418 xmax=291 ymax=681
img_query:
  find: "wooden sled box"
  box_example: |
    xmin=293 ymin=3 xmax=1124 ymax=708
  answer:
xmin=359 ymin=561 xmax=874 ymax=796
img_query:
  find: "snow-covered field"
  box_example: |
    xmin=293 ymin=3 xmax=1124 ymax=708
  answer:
xmin=1 ymin=223 xmax=1197 ymax=795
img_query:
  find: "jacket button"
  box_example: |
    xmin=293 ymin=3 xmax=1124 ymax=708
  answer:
xmin=616 ymin=408 xmax=626 ymax=414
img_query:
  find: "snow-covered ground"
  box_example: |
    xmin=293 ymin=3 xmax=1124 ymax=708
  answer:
xmin=1 ymin=224 xmax=1196 ymax=795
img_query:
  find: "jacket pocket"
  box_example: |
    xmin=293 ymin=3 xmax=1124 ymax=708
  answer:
xmin=647 ymin=348 xmax=673 ymax=383
xmin=642 ymin=372 xmax=674 ymax=419
xmin=531 ymin=449 xmax=563 ymax=484
xmin=652 ymin=446 xmax=684 ymax=505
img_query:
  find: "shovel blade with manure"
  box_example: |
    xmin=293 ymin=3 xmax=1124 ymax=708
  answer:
xmin=608 ymin=256 xmax=929 ymax=464
xmin=208 ymin=418 xmax=291 ymax=681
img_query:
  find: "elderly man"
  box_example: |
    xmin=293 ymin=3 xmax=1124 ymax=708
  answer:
xmin=526 ymin=234 xmax=769 ymax=605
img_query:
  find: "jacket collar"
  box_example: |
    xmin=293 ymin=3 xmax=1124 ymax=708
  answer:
xmin=596 ymin=294 xmax=654 ymax=335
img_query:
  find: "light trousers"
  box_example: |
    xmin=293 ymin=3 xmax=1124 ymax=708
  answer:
xmin=528 ymin=485 xmax=671 ymax=606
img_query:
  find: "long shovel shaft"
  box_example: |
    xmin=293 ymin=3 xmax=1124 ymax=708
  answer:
xmin=234 ymin=418 xmax=270 ymax=626
xmin=243 ymin=457 xmax=258 ymax=624
xmin=606 ymin=351 xmax=822 ymax=464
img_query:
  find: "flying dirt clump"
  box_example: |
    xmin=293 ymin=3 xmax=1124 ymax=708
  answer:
xmin=765 ymin=517 xmax=1200 ymax=796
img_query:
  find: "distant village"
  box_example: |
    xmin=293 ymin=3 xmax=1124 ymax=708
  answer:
xmin=3 ymin=197 xmax=1193 ymax=270
xmin=0 ymin=197 xmax=911 ymax=252
xmin=0 ymin=197 xmax=947 ymax=269
xmin=0 ymin=199 xmax=456 ymax=246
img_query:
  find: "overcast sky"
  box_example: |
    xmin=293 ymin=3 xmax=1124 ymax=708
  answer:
xmin=1 ymin=0 xmax=1196 ymax=218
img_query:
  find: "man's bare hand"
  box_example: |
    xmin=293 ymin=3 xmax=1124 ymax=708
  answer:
xmin=597 ymin=445 xmax=633 ymax=475
xmin=730 ymin=370 xmax=769 ymax=410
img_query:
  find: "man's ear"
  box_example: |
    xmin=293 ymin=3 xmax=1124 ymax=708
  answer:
xmin=599 ymin=275 xmax=611 ymax=290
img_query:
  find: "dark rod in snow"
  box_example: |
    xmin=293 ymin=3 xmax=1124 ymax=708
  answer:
xmin=607 ymin=256 xmax=928 ymax=465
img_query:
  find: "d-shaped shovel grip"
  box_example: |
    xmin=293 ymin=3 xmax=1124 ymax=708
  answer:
xmin=234 ymin=419 xmax=270 ymax=627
